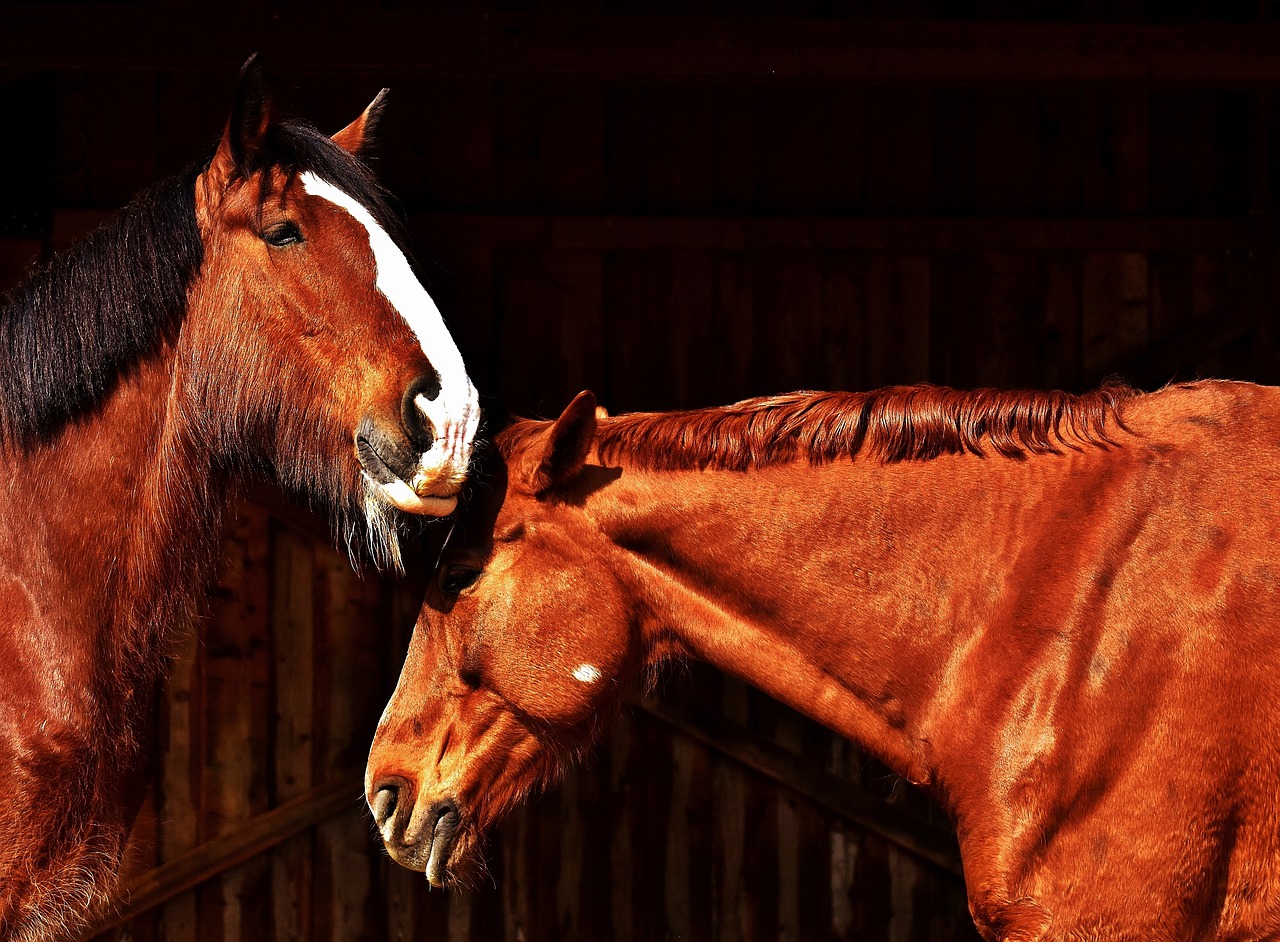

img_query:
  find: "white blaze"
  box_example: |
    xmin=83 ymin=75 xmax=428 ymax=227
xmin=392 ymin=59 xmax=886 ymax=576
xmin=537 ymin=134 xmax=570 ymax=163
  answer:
xmin=300 ymin=172 xmax=480 ymax=504
xmin=572 ymin=664 xmax=602 ymax=684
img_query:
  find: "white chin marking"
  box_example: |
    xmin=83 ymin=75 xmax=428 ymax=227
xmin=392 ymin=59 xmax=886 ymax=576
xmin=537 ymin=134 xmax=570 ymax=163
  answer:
xmin=572 ymin=664 xmax=603 ymax=684
xmin=300 ymin=172 xmax=481 ymax=488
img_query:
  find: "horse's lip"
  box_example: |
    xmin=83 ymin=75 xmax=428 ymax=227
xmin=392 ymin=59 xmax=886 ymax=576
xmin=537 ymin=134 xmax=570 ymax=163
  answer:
xmin=412 ymin=477 xmax=462 ymax=500
xmin=424 ymin=805 xmax=462 ymax=887
xmin=357 ymin=433 xmax=462 ymax=499
xmin=355 ymin=431 xmax=403 ymax=484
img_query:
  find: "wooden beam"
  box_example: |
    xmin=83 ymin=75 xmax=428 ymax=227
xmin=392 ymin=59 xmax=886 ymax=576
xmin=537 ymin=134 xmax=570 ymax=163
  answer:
xmin=410 ymin=214 xmax=1256 ymax=253
xmin=76 ymin=773 xmax=365 ymax=940
xmin=640 ymin=701 xmax=965 ymax=879
xmin=43 ymin=208 xmax=1258 ymax=253
xmin=6 ymin=11 xmax=1280 ymax=85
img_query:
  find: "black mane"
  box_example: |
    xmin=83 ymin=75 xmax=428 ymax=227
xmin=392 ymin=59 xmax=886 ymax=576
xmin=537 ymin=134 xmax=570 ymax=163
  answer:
xmin=0 ymin=168 xmax=202 ymax=447
xmin=0 ymin=116 xmax=408 ymax=449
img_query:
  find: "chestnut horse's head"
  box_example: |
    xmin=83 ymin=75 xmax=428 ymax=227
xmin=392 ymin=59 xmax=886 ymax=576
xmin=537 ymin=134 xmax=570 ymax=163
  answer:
xmin=365 ymin=392 xmax=640 ymax=884
xmin=183 ymin=58 xmax=478 ymax=566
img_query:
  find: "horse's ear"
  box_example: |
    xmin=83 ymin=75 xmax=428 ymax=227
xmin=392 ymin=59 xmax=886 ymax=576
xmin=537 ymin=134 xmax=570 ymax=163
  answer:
xmin=204 ymin=54 xmax=272 ymax=196
xmin=523 ymin=391 xmax=598 ymax=496
xmin=332 ymin=89 xmax=389 ymax=158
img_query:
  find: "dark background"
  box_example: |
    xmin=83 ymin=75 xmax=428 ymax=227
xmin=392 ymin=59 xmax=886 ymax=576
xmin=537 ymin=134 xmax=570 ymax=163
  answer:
xmin=3 ymin=3 xmax=1278 ymax=940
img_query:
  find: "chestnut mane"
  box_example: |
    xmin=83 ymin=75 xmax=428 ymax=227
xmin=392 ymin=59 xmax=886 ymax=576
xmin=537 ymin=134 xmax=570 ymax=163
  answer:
xmin=506 ymin=383 xmax=1139 ymax=472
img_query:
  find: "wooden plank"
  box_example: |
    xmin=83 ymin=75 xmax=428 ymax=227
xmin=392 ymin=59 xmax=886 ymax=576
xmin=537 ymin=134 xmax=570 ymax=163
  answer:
xmin=666 ymin=250 xmax=716 ymax=406
xmin=76 ymin=776 xmax=363 ymax=940
xmin=314 ymin=547 xmax=383 ymax=942
xmin=572 ymin=756 xmax=616 ymax=940
xmin=746 ymin=253 xmax=825 ymax=393
xmin=608 ymin=716 xmax=638 ymax=940
xmin=711 ymin=679 xmax=749 ymax=942
xmin=819 ymin=254 xmax=868 ymax=392
xmin=774 ymin=710 xmax=803 ymax=942
xmin=741 ymin=691 xmax=781 ymax=942
xmin=928 ymin=253 xmax=979 ymax=388
xmin=600 ymin=249 xmax=655 ymax=411
xmin=827 ymin=735 xmax=863 ymax=941
xmin=1041 ymin=255 xmax=1084 ymax=390
xmin=867 ymin=255 xmax=931 ymax=387
xmin=270 ymin=526 xmax=317 ymax=942
xmin=16 ymin=13 xmax=1280 ymax=85
xmin=1082 ymin=252 xmax=1150 ymax=379
xmin=158 ymin=618 xmax=200 ymax=942
xmin=641 ymin=701 xmax=964 ymax=878
xmin=710 ymin=253 xmax=759 ymax=405
xmin=973 ymin=253 xmax=1043 ymax=388
xmin=664 ymin=736 xmax=695 ymax=941
xmin=501 ymin=804 xmax=533 ymax=942
xmin=198 ymin=501 xmax=271 ymax=942
xmin=557 ymin=770 xmax=589 ymax=937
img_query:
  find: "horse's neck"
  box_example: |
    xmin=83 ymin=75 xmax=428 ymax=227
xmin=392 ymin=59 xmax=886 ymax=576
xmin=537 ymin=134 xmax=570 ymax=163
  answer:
xmin=597 ymin=452 xmax=1085 ymax=789
xmin=2 ymin=348 xmax=222 ymax=673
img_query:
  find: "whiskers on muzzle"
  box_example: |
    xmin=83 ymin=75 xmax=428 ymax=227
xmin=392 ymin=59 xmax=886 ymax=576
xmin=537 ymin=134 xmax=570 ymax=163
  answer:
xmin=354 ymin=474 xmax=409 ymax=573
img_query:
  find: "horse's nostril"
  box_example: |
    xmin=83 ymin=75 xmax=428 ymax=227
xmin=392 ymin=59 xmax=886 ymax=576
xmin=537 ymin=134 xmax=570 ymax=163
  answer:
xmin=369 ymin=775 xmax=412 ymax=832
xmin=402 ymin=372 xmax=441 ymax=452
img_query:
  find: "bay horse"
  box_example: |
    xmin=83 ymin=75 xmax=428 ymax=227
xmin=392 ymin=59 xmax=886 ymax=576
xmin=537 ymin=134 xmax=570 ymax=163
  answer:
xmin=367 ymin=380 xmax=1280 ymax=940
xmin=0 ymin=61 xmax=479 ymax=940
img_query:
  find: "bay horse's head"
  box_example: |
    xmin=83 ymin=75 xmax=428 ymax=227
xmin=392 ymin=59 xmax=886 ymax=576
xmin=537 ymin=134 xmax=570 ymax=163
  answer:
xmin=365 ymin=392 xmax=639 ymax=884
xmin=184 ymin=58 xmax=478 ymax=565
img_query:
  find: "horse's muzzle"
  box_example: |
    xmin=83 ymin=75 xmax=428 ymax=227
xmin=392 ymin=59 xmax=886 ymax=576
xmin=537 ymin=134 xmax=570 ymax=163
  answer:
xmin=370 ymin=776 xmax=462 ymax=886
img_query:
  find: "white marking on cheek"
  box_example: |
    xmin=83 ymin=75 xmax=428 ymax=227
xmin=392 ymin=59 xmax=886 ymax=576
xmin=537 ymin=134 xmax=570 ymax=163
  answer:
xmin=300 ymin=172 xmax=480 ymax=485
xmin=572 ymin=664 xmax=602 ymax=684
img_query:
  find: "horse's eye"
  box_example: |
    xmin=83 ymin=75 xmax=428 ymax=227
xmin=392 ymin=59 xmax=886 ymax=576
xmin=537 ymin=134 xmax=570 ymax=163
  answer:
xmin=262 ymin=221 xmax=303 ymax=247
xmin=441 ymin=567 xmax=481 ymax=595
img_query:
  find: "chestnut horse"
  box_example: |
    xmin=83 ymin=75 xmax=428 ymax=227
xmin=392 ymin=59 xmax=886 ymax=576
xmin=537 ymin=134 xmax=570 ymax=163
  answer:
xmin=0 ymin=62 xmax=478 ymax=940
xmin=368 ymin=380 xmax=1280 ymax=940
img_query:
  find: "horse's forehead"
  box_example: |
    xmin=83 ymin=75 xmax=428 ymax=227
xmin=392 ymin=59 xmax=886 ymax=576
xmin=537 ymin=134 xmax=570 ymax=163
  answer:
xmin=297 ymin=172 xmax=381 ymax=239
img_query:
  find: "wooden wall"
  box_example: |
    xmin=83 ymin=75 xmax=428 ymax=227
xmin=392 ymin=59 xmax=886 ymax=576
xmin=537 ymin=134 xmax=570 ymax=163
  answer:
xmin=4 ymin=3 xmax=1280 ymax=940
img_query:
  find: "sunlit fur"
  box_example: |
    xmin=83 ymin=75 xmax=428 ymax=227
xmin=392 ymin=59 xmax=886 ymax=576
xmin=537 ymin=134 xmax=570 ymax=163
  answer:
xmin=0 ymin=72 xmax=473 ymax=938
xmin=369 ymin=379 xmax=1280 ymax=940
